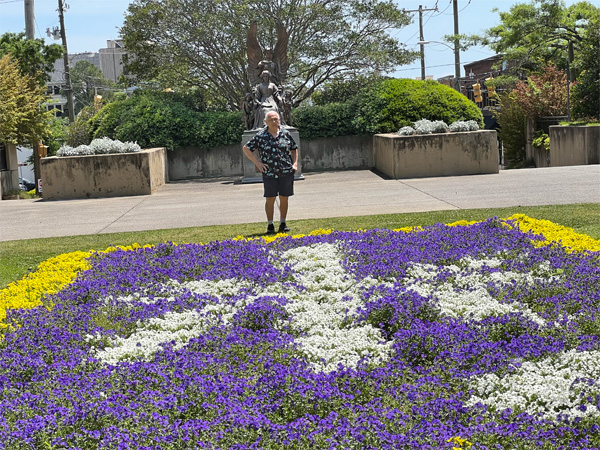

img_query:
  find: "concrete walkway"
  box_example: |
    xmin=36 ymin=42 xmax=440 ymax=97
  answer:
xmin=1 ymin=165 xmax=599 ymax=242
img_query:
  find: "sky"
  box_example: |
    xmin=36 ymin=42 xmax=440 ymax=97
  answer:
xmin=0 ymin=0 xmax=582 ymax=80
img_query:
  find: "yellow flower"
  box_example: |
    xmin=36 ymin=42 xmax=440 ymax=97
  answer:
xmin=447 ymin=436 xmax=473 ymax=448
xmin=0 ymin=250 xmax=93 ymax=329
xmin=506 ymin=214 xmax=600 ymax=253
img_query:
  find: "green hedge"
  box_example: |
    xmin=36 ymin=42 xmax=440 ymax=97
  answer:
xmin=88 ymin=93 xmax=243 ymax=150
xmin=292 ymin=78 xmax=483 ymax=139
xmin=354 ymin=78 xmax=483 ymax=134
xmin=293 ymin=102 xmax=359 ymax=139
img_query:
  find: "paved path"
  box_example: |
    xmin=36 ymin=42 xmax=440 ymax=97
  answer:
xmin=1 ymin=166 xmax=599 ymax=242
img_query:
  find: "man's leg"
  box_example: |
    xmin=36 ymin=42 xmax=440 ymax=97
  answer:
xmin=265 ymin=197 xmax=276 ymax=221
xmin=279 ymin=195 xmax=288 ymax=222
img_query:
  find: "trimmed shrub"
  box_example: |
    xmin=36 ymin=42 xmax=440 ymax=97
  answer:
xmin=354 ymin=78 xmax=483 ymax=134
xmin=311 ymin=75 xmax=388 ymax=106
xmin=293 ymin=102 xmax=359 ymax=139
xmin=88 ymin=92 xmax=244 ymax=150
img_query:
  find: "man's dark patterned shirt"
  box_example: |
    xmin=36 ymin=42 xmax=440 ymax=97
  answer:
xmin=245 ymin=127 xmax=298 ymax=178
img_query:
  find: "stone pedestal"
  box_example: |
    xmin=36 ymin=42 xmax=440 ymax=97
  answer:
xmin=241 ymin=127 xmax=304 ymax=183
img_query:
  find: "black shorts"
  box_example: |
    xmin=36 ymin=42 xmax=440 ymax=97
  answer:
xmin=263 ymin=172 xmax=294 ymax=197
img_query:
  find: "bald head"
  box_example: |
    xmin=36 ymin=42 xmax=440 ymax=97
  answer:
xmin=265 ymin=111 xmax=281 ymax=133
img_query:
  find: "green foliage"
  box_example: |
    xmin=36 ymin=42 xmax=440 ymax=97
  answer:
xmin=69 ymin=60 xmax=115 ymax=115
xmin=532 ymin=130 xmax=550 ymax=152
xmin=0 ymin=55 xmax=51 ymax=146
xmin=571 ymin=8 xmax=600 ymax=120
xmin=293 ymin=102 xmax=359 ymax=139
xmin=495 ymin=91 xmax=527 ymax=168
xmin=477 ymin=1 xmax=597 ymax=75
xmin=67 ymin=105 xmax=97 ymax=147
xmin=311 ymin=75 xmax=386 ymax=106
xmin=88 ymin=91 xmax=243 ymax=150
xmin=0 ymin=32 xmax=63 ymax=86
xmin=195 ymin=111 xmax=245 ymax=149
xmin=354 ymin=79 xmax=483 ymax=134
xmin=43 ymin=116 xmax=69 ymax=156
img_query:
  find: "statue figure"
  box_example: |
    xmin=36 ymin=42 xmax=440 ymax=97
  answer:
xmin=282 ymin=90 xmax=293 ymax=126
xmin=252 ymin=70 xmax=283 ymax=130
xmin=247 ymin=21 xmax=289 ymax=87
xmin=241 ymin=91 xmax=255 ymax=131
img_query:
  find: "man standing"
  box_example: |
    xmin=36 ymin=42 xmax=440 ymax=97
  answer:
xmin=242 ymin=111 xmax=298 ymax=234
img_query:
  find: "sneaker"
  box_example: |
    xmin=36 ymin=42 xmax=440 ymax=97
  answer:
xmin=278 ymin=222 xmax=290 ymax=233
xmin=266 ymin=223 xmax=276 ymax=234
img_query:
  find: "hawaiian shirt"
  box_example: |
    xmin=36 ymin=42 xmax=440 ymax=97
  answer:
xmin=245 ymin=127 xmax=298 ymax=178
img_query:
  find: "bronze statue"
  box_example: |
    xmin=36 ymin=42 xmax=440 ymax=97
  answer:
xmin=252 ymin=70 xmax=284 ymax=130
xmin=241 ymin=91 xmax=255 ymax=131
xmin=246 ymin=21 xmax=289 ymax=87
xmin=244 ymin=21 xmax=292 ymax=129
xmin=282 ymin=90 xmax=293 ymax=126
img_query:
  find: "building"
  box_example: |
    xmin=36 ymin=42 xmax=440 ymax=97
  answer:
xmin=45 ymin=40 xmax=127 ymax=118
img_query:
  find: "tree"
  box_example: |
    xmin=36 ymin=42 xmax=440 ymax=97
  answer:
xmin=494 ymin=92 xmax=527 ymax=167
xmin=475 ymin=2 xmax=597 ymax=75
xmin=69 ymin=60 xmax=115 ymax=115
xmin=571 ymin=8 xmax=600 ymax=119
xmin=0 ymin=55 xmax=51 ymax=145
xmin=120 ymin=0 xmax=416 ymax=110
xmin=0 ymin=32 xmax=64 ymax=86
xmin=512 ymin=64 xmax=569 ymax=119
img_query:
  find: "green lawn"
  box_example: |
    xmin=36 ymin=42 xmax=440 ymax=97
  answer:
xmin=1 ymin=203 xmax=599 ymax=289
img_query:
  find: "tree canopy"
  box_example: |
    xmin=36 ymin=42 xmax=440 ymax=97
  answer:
xmin=0 ymin=32 xmax=64 ymax=86
xmin=69 ymin=60 xmax=116 ymax=115
xmin=0 ymin=55 xmax=51 ymax=146
xmin=478 ymin=1 xmax=599 ymax=76
xmin=120 ymin=0 xmax=416 ymax=110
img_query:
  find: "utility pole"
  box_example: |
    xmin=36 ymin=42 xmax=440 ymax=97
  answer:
xmin=24 ymin=0 xmax=35 ymax=39
xmin=24 ymin=0 xmax=42 ymax=194
xmin=58 ymin=0 xmax=75 ymax=123
xmin=405 ymin=5 xmax=438 ymax=80
xmin=453 ymin=0 xmax=461 ymax=92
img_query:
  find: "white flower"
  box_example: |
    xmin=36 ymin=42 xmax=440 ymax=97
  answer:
xmin=467 ymin=349 xmax=600 ymax=420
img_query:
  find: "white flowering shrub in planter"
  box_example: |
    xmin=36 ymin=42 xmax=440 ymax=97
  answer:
xmin=449 ymin=120 xmax=480 ymax=132
xmin=399 ymin=119 xmax=480 ymax=136
xmin=398 ymin=126 xmax=416 ymax=136
xmin=57 ymin=137 xmax=141 ymax=157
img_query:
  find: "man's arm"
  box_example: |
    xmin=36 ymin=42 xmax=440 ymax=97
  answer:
xmin=243 ymin=145 xmax=267 ymax=173
xmin=290 ymin=148 xmax=298 ymax=172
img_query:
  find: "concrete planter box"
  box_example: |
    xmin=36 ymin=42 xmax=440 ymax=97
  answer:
xmin=373 ymin=130 xmax=499 ymax=179
xmin=40 ymin=147 xmax=168 ymax=200
xmin=549 ymin=125 xmax=600 ymax=166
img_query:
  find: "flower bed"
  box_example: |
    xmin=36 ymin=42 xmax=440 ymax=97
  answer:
xmin=0 ymin=216 xmax=599 ymax=449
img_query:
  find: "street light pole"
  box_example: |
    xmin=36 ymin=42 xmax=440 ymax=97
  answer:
xmin=405 ymin=5 xmax=438 ymax=81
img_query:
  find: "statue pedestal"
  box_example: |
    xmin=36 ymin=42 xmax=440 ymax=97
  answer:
xmin=241 ymin=127 xmax=304 ymax=184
